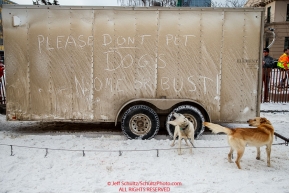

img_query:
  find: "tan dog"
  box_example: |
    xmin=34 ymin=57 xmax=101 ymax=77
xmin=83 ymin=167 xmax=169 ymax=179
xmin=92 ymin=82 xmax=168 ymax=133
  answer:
xmin=204 ymin=117 xmax=274 ymax=169
xmin=168 ymin=112 xmax=195 ymax=155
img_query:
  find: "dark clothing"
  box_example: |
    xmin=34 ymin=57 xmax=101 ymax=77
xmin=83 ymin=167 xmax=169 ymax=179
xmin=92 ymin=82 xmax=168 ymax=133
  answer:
xmin=262 ymin=68 xmax=270 ymax=102
xmin=263 ymin=55 xmax=274 ymax=68
xmin=262 ymin=55 xmax=274 ymax=102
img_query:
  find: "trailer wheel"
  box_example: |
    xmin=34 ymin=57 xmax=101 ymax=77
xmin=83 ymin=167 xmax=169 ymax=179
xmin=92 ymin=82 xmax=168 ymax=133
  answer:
xmin=166 ymin=105 xmax=205 ymax=139
xmin=121 ymin=105 xmax=160 ymax=140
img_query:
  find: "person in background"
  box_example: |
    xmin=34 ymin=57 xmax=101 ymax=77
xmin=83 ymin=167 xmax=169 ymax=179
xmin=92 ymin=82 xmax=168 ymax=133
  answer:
xmin=277 ymin=48 xmax=289 ymax=88
xmin=262 ymin=48 xmax=274 ymax=102
xmin=0 ymin=57 xmax=4 ymax=83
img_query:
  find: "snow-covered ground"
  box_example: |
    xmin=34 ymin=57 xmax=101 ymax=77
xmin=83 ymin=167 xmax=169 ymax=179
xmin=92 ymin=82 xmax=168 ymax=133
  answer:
xmin=0 ymin=103 xmax=289 ymax=193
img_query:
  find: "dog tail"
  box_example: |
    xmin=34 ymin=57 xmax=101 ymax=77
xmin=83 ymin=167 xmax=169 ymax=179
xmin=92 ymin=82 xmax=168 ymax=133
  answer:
xmin=203 ymin=122 xmax=233 ymax=135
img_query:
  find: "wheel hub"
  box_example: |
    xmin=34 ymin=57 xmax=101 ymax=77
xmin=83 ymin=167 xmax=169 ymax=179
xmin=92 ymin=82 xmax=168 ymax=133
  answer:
xmin=183 ymin=113 xmax=197 ymax=131
xmin=129 ymin=113 xmax=152 ymax=135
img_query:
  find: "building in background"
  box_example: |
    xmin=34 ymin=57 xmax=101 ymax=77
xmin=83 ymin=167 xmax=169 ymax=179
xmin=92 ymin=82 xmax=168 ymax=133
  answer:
xmin=245 ymin=0 xmax=289 ymax=59
xmin=118 ymin=0 xmax=212 ymax=7
xmin=177 ymin=0 xmax=211 ymax=7
xmin=1 ymin=0 xmax=16 ymax=59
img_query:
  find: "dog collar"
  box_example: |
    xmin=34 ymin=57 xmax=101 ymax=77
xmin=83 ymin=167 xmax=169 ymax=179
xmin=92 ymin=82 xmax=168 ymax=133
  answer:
xmin=180 ymin=124 xmax=189 ymax=130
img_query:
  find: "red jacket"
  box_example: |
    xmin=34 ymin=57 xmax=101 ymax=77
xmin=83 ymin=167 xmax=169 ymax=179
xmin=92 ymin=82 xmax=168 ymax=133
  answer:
xmin=0 ymin=64 xmax=4 ymax=78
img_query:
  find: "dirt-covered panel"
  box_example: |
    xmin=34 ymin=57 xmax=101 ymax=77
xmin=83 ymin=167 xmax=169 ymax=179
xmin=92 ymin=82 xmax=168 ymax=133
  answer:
xmin=243 ymin=11 xmax=262 ymax=98
xmin=236 ymin=11 xmax=261 ymax=119
xmin=220 ymin=11 xmax=261 ymax=122
xmin=2 ymin=8 xmax=31 ymax=120
xmin=157 ymin=11 xmax=182 ymax=99
xmin=39 ymin=9 xmax=73 ymax=120
xmin=157 ymin=10 xmax=222 ymax=121
xmin=220 ymin=11 xmax=245 ymax=122
xmin=92 ymin=10 xmax=158 ymax=121
xmin=69 ymin=10 xmax=94 ymax=120
xmin=108 ymin=10 xmax=138 ymax=119
xmin=93 ymin=10 xmax=139 ymax=121
xmin=196 ymin=10 xmax=224 ymax=121
xmin=26 ymin=9 xmax=52 ymax=120
xmin=93 ymin=9 xmax=115 ymax=121
xmin=133 ymin=10 xmax=158 ymax=99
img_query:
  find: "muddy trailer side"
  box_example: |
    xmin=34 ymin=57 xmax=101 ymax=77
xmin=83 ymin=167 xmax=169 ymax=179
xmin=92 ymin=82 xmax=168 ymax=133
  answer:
xmin=2 ymin=5 xmax=264 ymax=139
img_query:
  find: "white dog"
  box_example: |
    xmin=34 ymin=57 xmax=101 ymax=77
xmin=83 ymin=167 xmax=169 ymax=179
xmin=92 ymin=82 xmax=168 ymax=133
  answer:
xmin=168 ymin=112 xmax=195 ymax=155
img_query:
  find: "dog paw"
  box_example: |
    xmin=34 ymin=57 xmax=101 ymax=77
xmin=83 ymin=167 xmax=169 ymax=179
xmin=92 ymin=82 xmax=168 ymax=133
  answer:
xmin=170 ymin=144 xmax=175 ymax=147
xmin=256 ymin=157 xmax=260 ymax=160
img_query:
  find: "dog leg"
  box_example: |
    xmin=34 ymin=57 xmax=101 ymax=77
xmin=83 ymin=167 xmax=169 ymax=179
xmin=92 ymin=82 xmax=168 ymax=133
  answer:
xmin=184 ymin=138 xmax=189 ymax=146
xmin=170 ymin=127 xmax=178 ymax=147
xmin=178 ymin=137 xmax=182 ymax=155
xmin=228 ymin=148 xmax=234 ymax=163
xmin=170 ymin=135 xmax=176 ymax=147
xmin=188 ymin=139 xmax=193 ymax=154
xmin=256 ymin=147 xmax=261 ymax=160
xmin=266 ymin=144 xmax=271 ymax=167
xmin=170 ymin=138 xmax=176 ymax=147
xmin=235 ymin=148 xmax=245 ymax=169
xmin=188 ymin=135 xmax=194 ymax=154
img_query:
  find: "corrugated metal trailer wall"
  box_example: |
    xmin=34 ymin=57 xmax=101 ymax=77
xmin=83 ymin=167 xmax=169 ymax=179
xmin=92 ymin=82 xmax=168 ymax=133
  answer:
xmin=2 ymin=6 xmax=264 ymax=122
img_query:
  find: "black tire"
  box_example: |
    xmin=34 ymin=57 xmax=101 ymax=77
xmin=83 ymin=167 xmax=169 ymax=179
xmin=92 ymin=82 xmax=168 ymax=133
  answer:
xmin=121 ymin=105 xmax=160 ymax=140
xmin=166 ymin=105 xmax=205 ymax=139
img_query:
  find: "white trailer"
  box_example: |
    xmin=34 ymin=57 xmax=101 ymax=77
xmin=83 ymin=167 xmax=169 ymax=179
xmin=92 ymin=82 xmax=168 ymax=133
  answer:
xmin=2 ymin=5 xmax=264 ymax=139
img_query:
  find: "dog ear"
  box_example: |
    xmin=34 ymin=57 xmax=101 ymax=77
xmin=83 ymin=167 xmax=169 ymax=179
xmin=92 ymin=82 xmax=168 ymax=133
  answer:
xmin=260 ymin=117 xmax=271 ymax=125
xmin=260 ymin=117 xmax=267 ymax=124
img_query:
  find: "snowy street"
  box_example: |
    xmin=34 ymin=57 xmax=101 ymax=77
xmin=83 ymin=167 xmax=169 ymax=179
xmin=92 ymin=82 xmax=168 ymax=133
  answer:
xmin=0 ymin=103 xmax=289 ymax=193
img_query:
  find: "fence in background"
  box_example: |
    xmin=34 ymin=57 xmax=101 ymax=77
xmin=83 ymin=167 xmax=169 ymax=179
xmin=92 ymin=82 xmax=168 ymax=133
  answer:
xmin=262 ymin=68 xmax=289 ymax=103
xmin=0 ymin=70 xmax=5 ymax=104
